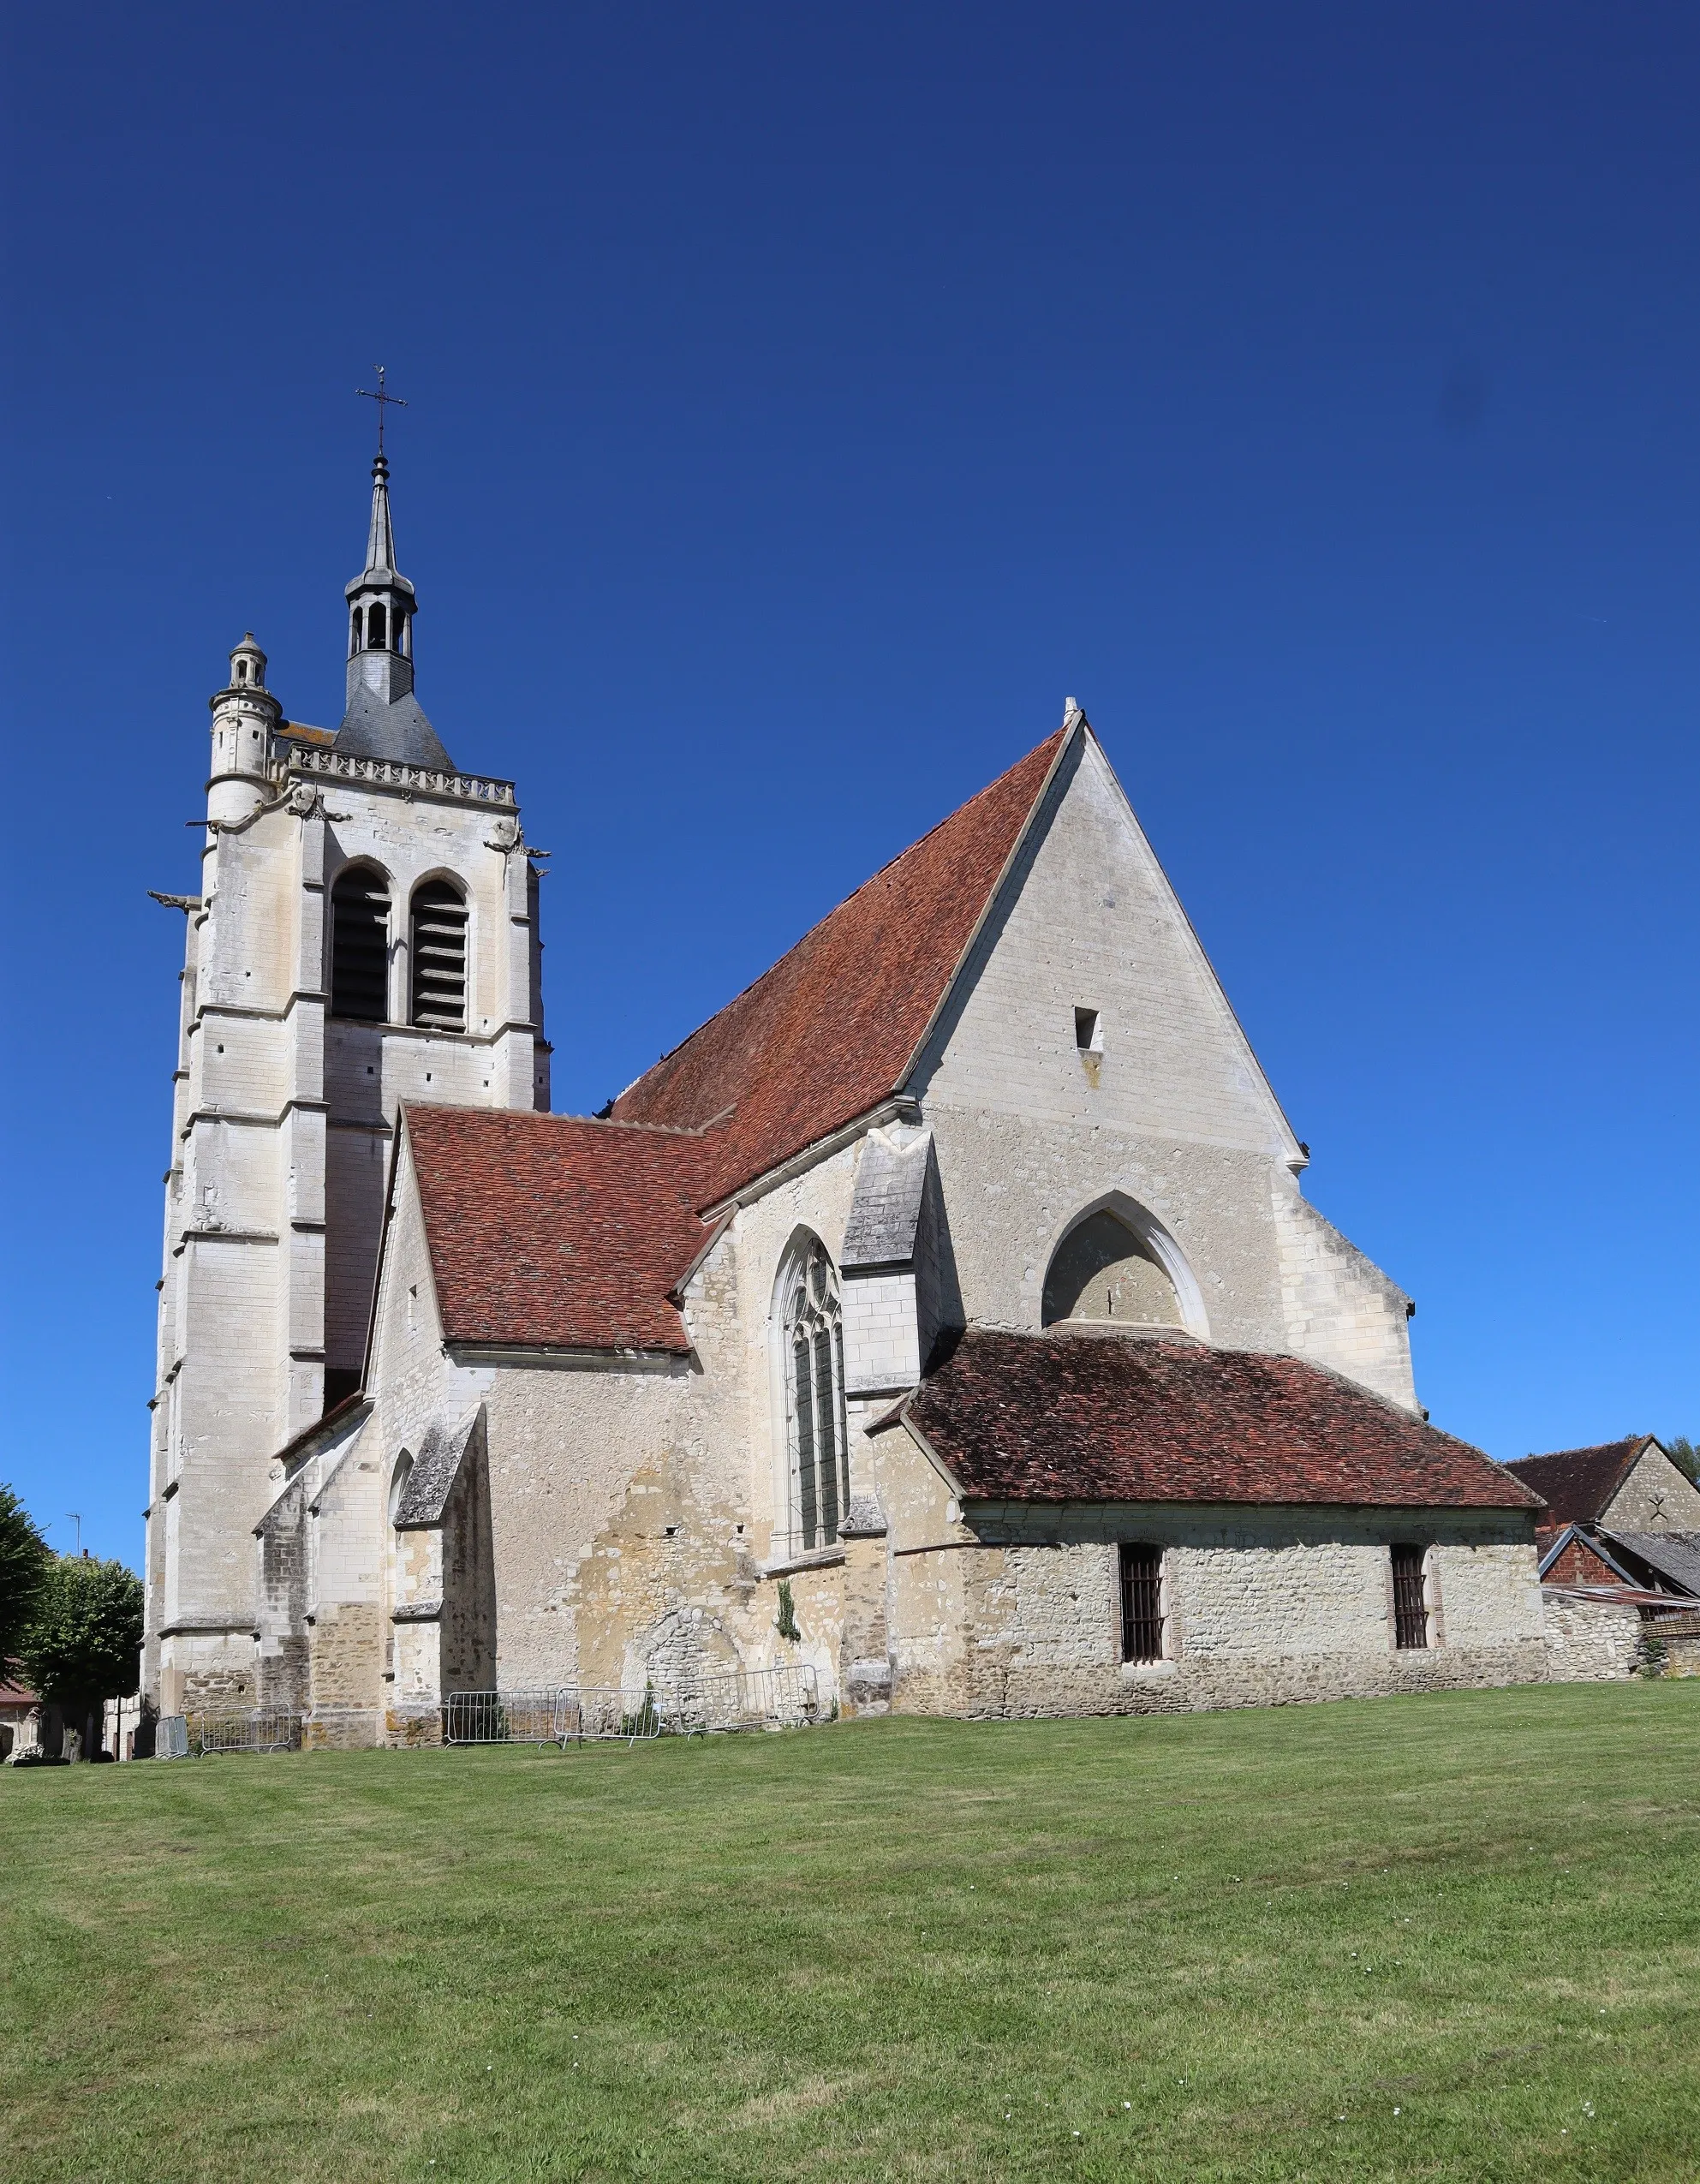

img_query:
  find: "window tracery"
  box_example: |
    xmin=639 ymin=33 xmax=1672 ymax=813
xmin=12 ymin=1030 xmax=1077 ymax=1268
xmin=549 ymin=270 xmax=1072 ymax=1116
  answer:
xmin=781 ymin=1237 xmax=849 ymax=1552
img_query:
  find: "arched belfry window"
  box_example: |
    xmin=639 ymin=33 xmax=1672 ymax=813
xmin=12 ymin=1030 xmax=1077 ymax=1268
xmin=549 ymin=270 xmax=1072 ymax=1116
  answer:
xmin=367 ymin=602 xmax=387 ymax=650
xmin=409 ymin=878 xmax=468 ymax=1033
xmin=330 ymin=864 xmax=391 ymax=1023
xmin=782 ymin=1238 xmax=850 ymax=1552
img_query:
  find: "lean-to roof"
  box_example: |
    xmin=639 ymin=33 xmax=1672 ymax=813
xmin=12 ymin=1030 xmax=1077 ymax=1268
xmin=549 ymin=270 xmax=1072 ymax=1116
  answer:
xmin=890 ymin=1330 xmax=1545 ymax=1511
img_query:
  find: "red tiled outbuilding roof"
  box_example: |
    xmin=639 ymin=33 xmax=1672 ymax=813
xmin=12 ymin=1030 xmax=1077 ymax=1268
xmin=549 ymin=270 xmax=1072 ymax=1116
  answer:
xmin=891 ymin=1330 xmax=1545 ymax=1510
xmin=405 ymin=1106 xmax=717 ymax=1353
xmin=611 ymin=725 xmax=1070 ymax=1206
xmin=1502 ymin=1439 xmax=1650 ymax=1528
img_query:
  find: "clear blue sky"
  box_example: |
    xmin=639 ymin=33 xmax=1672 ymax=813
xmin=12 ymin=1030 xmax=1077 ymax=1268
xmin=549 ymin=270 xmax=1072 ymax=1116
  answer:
xmin=3 ymin=4 xmax=1695 ymax=1567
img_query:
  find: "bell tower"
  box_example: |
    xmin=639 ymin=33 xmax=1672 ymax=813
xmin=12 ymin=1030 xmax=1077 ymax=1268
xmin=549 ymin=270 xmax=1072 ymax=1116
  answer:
xmin=143 ymin=442 xmax=552 ymax=1716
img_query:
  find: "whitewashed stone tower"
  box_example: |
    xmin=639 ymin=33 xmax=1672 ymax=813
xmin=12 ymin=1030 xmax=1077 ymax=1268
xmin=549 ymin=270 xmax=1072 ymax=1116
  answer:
xmin=144 ymin=452 xmax=551 ymax=1714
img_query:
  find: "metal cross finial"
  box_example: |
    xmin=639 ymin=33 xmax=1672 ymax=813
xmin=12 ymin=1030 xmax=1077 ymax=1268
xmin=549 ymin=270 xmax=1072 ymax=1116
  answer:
xmin=355 ymin=365 xmax=409 ymax=456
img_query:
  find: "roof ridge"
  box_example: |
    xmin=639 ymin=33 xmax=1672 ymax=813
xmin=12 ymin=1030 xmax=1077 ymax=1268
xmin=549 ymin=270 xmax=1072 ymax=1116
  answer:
xmin=403 ymin=1101 xmax=725 ymax=1142
xmin=623 ymin=728 xmax=1070 ymax=1101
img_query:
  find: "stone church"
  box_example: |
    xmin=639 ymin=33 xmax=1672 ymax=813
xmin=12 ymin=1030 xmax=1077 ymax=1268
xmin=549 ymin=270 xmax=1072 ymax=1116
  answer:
xmin=143 ymin=451 xmax=1549 ymax=1740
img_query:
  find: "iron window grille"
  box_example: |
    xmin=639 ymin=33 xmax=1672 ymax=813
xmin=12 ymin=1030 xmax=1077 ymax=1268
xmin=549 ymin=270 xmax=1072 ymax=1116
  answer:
xmin=1119 ymin=1543 xmax=1165 ymax=1663
xmin=1391 ymin=1543 xmax=1429 ymax=1649
xmin=331 ymin=865 xmax=391 ymax=1022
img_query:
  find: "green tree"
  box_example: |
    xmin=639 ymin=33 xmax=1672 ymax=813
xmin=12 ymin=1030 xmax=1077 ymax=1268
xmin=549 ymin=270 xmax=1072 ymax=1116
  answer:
xmin=18 ymin=1554 xmax=144 ymax=1759
xmin=0 ymin=1483 xmax=51 ymax=1678
xmin=1667 ymin=1436 xmax=1697 ymax=1487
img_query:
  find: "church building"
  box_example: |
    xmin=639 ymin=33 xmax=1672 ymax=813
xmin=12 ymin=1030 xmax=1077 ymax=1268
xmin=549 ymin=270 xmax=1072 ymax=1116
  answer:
xmin=144 ymin=450 xmax=1550 ymax=1739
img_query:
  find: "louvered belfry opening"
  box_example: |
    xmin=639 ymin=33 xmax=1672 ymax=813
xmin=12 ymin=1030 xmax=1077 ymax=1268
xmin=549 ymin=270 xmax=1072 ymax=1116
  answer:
xmin=409 ymin=878 xmax=468 ymax=1033
xmin=330 ymin=865 xmax=391 ymax=1022
xmin=1119 ymin=1543 xmax=1165 ymax=1662
xmin=1392 ymin=1544 xmax=1429 ymax=1649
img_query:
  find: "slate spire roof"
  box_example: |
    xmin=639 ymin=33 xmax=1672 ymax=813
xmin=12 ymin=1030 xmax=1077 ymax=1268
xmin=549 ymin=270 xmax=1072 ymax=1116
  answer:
xmin=359 ymin=451 xmax=407 ymax=593
xmin=335 ymin=451 xmax=455 ymax=772
xmin=404 ymin=721 xmax=1076 ymax=1350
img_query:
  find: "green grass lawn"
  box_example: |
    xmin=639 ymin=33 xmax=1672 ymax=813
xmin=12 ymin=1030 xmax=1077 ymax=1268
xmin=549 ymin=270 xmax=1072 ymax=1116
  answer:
xmin=3 ymin=1683 xmax=1697 ymax=2183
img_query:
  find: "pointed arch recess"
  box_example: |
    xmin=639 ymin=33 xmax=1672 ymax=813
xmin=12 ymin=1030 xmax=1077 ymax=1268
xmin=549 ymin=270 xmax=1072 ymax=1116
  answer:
xmin=1040 ymin=1193 xmax=1209 ymax=1339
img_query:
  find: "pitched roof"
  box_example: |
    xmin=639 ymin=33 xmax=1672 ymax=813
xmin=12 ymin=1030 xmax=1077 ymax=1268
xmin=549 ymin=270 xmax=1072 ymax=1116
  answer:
xmin=1602 ymin=1531 xmax=1700 ymax=1597
xmin=1503 ymin=1439 xmax=1650 ymax=1527
xmin=405 ymin=1106 xmax=716 ymax=1353
xmin=611 ymin=726 xmax=1070 ymax=1206
xmin=400 ymin=725 xmax=1069 ymax=1353
xmin=891 ymin=1329 xmax=1544 ymax=1510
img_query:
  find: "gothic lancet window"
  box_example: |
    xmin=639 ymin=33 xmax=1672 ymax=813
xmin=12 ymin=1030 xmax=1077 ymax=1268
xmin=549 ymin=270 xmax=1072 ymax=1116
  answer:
xmin=782 ymin=1238 xmax=850 ymax=1552
xmin=409 ymin=878 xmax=468 ymax=1032
xmin=330 ymin=864 xmax=391 ymax=1022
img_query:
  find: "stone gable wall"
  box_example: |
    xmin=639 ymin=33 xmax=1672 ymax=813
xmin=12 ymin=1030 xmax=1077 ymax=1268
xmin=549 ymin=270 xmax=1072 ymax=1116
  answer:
xmin=1603 ymin=1447 xmax=1700 ymax=1532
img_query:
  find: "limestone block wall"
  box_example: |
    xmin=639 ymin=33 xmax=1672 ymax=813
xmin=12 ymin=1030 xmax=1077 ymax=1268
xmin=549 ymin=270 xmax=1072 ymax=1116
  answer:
xmin=150 ymin=726 xmax=549 ymax=1710
xmin=841 ymin=1270 xmax=922 ymax=1397
xmin=904 ymin=726 xmax=1414 ymax=1408
xmin=910 ymin=733 xmax=1297 ymax=1161
xmin=867 ymin=1422 xmax=1544 ymax=1718
xmin=1272 ymin=1187 xmax=1417 ymax=1411
xmin=1542 ymin=1591 xmax=1641 ymax=1681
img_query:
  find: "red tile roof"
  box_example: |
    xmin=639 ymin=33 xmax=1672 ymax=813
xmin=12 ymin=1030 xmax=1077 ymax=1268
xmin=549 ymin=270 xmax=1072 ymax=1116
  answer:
xmin=403 ymin=726 xmax=1068 ymax=1352
xmin=612 ymin=726 xmax=1070 ymax=1206
xmin=405 ymin=1106 xmax=716 ymax=1353
xmin=1503 ymin=1440 xmax=1649 ymax=1527
xmin=891 ymin=1330 xmax=1545 ymax=1510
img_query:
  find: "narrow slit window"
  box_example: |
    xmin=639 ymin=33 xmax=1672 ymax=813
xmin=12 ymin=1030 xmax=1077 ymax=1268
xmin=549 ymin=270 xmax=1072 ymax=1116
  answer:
xmin=330 ymin=865 xmax=391 ymax=1023
xmin=409 ymin=878 xmax=468 ymax=1032
xmin=1392 ymin=1544 xmax=1429 ymax=1649
xmin=1075 ymin=1006 xmax=1102 ymax=1053
xmin=1119 ymin=1543 xmax=1165 ymax=1662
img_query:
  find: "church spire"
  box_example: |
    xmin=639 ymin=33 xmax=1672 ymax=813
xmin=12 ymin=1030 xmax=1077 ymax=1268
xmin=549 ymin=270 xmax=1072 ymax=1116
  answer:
xmin=364 ymin=451 xmax=397 ymax=580
xmin=334 ymin=424 xmax=454 ymax=771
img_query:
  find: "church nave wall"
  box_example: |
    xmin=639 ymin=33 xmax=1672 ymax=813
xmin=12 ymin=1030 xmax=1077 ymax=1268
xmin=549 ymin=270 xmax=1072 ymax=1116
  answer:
xmin=922 ymin=1105 xmax=1291 ymax=1356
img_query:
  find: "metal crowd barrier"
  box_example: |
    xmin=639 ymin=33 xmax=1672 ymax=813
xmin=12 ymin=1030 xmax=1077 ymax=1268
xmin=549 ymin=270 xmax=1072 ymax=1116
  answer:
xmin=443 ymin=1666 xmax=820 ymax=1750
xmin=155 ymin=1715 xmax=189 ymax=1760
xmin=669 ymin=1663 xmax=820 ymax=1734
xmin=187 ymin=1710 xmax=302 ymax=1757
xmin=444 ymin=1688 xmax=572 ymax=1747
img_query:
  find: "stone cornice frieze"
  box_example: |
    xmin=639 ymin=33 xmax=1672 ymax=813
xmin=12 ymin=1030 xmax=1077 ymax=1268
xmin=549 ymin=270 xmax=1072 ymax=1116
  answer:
xmin=285 ymin=746 xmax=516 ymax=806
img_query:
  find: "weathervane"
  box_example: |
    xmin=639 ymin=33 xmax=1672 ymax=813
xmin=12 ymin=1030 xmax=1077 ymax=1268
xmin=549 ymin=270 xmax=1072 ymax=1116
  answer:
xmin=355 ymin=364 xmax=409 ymax=456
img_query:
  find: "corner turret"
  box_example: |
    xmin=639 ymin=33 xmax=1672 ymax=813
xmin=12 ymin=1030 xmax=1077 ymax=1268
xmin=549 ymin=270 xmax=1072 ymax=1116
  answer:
xmin=208 ymin=633 xmax=282 ymax=822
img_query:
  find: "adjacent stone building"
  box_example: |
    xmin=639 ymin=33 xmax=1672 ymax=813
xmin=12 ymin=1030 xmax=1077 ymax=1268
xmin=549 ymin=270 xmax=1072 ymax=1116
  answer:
xmin=147 ymin=452 xmax=1558 ymax=1740
xmin=1506 ymin=1437 xmax=1700 ymax=1680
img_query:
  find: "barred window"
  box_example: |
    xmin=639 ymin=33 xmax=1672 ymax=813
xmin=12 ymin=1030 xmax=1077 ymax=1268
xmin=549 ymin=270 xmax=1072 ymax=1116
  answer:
xmin=330 ymin=863 xmax=391 ymax=1022
xmin=1119 ymin=1543 xmax=1165 ymax=1663
xmin=782 ymin=1238 xmax=849 ymax=1553
xmin=1392 ymin=1544 xmax=1429 ymax=1650
xmin=410 ymin=878 xmax=468 ymax=1032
